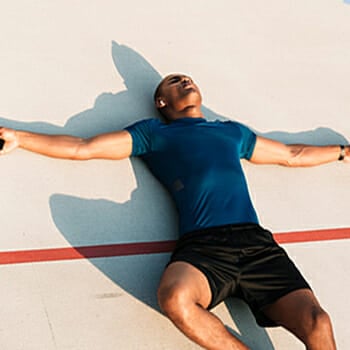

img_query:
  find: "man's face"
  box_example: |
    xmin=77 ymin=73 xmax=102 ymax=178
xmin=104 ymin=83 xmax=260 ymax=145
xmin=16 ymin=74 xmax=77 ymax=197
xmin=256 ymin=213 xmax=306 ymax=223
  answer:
xmin=156 ymin=74 xmax=202 ymax=111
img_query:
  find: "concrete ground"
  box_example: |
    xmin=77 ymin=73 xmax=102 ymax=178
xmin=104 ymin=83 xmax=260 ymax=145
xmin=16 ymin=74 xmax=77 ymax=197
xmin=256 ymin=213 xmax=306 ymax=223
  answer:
xmin=1 ymin=1 xmax=350 ymax=349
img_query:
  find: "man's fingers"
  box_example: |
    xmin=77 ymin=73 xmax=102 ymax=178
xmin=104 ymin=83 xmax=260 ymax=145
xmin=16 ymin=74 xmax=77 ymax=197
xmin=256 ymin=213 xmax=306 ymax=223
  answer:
xmin=0 ymin=128 xmax=18 ymax=155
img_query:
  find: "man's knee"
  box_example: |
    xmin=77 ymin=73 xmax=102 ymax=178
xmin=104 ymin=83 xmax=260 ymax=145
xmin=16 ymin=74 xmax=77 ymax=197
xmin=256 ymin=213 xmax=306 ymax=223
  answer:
xmin=157 ymin=283 xmax=193 ymax=321
xmin=157 ymin=262 xmax=212 ymax=320
xmin=301 ymin=306 xmax=334 ymax=347
xmin=308 ymin=307 xmax=333 ymax=336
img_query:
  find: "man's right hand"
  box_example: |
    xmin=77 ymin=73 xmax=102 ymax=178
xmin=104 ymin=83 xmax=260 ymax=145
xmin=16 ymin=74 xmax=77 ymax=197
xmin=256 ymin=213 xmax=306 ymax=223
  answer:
xmin=0 ymin=127 xmax=19 ymax=155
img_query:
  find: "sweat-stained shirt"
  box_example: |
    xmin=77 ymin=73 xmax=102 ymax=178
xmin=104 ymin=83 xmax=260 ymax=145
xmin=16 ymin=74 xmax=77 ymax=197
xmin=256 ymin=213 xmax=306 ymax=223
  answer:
xmin=125 ymin=117 xmax=258 ymax=236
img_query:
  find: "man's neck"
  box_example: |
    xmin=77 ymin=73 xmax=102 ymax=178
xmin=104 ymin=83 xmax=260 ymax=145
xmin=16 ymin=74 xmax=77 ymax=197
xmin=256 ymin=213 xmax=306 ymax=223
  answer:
xmin=168 ymin=106 xmax=204 ymax=121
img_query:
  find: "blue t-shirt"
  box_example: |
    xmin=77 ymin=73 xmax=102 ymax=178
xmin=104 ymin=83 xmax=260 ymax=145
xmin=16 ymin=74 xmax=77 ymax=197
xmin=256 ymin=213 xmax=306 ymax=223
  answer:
xmin=125 ymin=117 xmax=258 ymax=235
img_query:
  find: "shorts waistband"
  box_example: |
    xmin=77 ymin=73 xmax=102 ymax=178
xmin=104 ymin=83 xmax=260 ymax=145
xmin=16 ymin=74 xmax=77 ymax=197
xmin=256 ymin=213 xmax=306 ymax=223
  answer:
xmin=176 ymin=223 xmax=274 ymax=249
xmin=180 ymin=223 xmax=262 ymax=241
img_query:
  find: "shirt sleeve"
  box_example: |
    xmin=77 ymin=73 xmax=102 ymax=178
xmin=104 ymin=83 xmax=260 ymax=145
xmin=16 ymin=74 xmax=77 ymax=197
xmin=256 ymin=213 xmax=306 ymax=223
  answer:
xmin=124 ymin=119 xmax=157 ymax=156
xmin=234 ymin=122 xmax=257 ymax=160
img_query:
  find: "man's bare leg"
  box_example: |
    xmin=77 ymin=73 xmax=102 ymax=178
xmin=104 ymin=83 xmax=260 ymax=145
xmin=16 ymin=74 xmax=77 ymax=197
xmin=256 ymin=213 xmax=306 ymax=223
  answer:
xmin=263 ymin=289 xmax=336 ymax=350
xmin=157 ymin=262 xmax=249 ymax=350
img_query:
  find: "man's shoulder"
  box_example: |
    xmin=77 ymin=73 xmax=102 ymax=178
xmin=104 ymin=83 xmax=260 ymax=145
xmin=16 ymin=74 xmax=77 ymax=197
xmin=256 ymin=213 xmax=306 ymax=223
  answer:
xmin=220 ymin=119 xmax=242 ymax=127
xmin=127 ymin=117 xmax=163 ymax=127
xmin=220 ymin=119 xmax=255 ymax=133
xmin=208 ymin=119 xmax=247 ymax=132
xmin=124 ymin=118 xmax=164 ymax=134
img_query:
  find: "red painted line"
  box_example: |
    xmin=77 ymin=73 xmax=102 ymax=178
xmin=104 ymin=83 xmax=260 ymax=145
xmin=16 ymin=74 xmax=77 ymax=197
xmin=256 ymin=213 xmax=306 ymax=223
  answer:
xmin=274 ymin=227 xmax=350 ymax=244
xmin=0 ymin=241 xmax=177 ymax=265
xmin=0 ymin=227 xmax=349 ymax=265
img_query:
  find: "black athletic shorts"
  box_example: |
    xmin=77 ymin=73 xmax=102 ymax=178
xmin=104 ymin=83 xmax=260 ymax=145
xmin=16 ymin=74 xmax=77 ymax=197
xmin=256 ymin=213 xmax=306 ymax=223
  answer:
xmin=168 ymin=223 xmax=311 ymax=327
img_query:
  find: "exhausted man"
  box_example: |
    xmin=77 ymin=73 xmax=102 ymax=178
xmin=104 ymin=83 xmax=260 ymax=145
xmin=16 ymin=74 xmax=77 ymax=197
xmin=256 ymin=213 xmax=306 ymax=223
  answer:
xmin=1 ymin=74 xmax=343 ymax=349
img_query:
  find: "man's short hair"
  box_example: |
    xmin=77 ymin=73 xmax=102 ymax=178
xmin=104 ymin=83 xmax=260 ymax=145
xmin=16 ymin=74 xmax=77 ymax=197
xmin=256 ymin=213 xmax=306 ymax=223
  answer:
xmin=153 ymin=81 xmax=162 ymax=103
xmin=153 ymin=80 xmax=169 ymax=120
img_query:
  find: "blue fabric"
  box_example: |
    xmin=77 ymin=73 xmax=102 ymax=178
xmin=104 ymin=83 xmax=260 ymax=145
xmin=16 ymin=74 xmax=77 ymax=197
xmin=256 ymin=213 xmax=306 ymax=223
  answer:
xmin=125 ymin=117 xmax=258 ymax=235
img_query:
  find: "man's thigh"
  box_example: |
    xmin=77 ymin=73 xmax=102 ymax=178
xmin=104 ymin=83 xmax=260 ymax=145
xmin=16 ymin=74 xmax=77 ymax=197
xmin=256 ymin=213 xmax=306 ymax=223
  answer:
xmin=158 ymin=261 xmax=212 ymax=309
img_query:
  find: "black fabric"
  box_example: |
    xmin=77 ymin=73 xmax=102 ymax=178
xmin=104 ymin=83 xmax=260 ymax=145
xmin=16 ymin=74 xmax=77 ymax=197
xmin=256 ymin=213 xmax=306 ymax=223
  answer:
xmin=168 ymin=223 xmax=311 ymax=327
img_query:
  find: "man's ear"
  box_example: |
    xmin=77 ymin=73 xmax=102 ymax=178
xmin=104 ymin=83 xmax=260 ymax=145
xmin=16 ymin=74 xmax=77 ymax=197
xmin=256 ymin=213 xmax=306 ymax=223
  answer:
xmin=156 ymin=97 xmax=167 ymax=108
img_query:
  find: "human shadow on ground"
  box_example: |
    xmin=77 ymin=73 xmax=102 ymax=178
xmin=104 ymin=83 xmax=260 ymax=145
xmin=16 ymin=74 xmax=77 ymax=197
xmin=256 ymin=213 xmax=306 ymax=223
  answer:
xmin=1 ymin=42 xmax=348 ymax=350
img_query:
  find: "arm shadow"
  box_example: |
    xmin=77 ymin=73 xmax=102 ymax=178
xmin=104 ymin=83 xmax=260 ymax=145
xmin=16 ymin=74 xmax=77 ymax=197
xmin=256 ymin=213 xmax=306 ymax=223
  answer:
xmin=4 ymin=42 xmax=348 ymax=349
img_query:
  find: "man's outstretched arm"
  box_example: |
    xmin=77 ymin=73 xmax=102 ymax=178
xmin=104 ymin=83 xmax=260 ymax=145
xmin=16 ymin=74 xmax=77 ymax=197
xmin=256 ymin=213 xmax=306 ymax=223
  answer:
xmin=0 ymin=127 xmax=133 ymax=160
xmin=250 ymin=136 xmax=349 ymax=167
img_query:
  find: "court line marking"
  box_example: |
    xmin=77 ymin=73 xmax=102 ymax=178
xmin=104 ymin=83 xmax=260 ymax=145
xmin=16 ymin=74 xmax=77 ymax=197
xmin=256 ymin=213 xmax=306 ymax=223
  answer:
xmin=1 ymin=227 xmax=349 ymax=265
